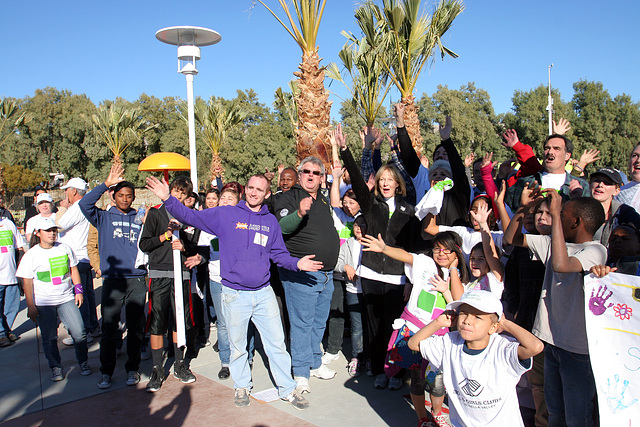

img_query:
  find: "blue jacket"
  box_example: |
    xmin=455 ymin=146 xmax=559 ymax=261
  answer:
xmin=79 ymin=183 xmax=146 ymax=279
xmin=164 ymin=197 xmax=299 ymax=291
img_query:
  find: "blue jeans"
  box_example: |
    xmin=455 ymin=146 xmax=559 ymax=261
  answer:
xmin=77 ymin=261 xmax=99 ymax=332
xmin=279 ymin=269 xmax=333 ymax=378
xmin=544 ymin=344 xmax=596 ymax=427
xmin=0 ymin=284 xmax=20 ymax=336
xmin=221 ymin=285 xmax=295 ymax=398
xmin=209 ymin=280 xmax=230 ymax=365
xmin=346 ymin=291 xmax=364 ymax=358
xmin=37 ymin=300 xmax=87 ymax=368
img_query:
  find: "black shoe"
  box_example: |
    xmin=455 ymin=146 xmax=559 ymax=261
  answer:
xmin=146 ymin=366 xmax=164 ymax=393
xmin=212 ymin=340 xmax=219 ymax=352
xmin=173 ymin=361 xmax=196 ymax=384
xmin=218 ymin=366 xmax=230 ymax=380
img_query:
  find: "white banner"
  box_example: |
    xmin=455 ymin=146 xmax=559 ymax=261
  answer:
xmin=584 ymin=272 xmax=640 ymax=424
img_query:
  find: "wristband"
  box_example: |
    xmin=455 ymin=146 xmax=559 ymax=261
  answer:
xmin=449 ymin=267 xmax=459 ymax=275
xmin=74 ymin=283 xmax=83 ymax=294
xmin=573 ymin=165 xmax=583 ymax=172
xmin=165 ymin=231 xmax=171 ymax=241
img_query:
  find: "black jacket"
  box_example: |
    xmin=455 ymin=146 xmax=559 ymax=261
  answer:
xmin=341 ymin=146 xmax=425 ymax=276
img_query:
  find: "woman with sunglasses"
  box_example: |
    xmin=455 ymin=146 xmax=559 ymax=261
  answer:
xmin=335 ymin=123 xmax=425 ymax=391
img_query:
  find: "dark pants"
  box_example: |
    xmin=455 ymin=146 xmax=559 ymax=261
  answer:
xmin=100 ymin=277 xmax=147 ymax=375
xmin=360 ymin=278 xmax=405 ymax=376
xmin=77 ymin=261 xmax=99 ymax=332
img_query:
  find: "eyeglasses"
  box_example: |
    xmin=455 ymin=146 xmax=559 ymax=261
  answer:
xmin=301 ymin=169 xmax=322 ymax=176
xmin=432 ymin=248 xmax=453 ymax=255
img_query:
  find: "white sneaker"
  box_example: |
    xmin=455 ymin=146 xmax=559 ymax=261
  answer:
xmin=294 ymin=376 xmax=311 ymax=394
xmin=388 ymin=376 xmax=403 ymax=390
xmin=62 ymin=335 xmax=93 ymax=345
xmin=310 ymin=364 xmax=336 ymax=380
xmin=321 ymin=352 xmax=340 ymax=365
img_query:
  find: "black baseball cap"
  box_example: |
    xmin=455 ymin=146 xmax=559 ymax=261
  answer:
xmin=590 ymin=167 xmax=623 ymax=186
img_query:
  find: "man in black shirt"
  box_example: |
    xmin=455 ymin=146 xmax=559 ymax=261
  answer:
xmin=276 ymin=157 xmax=340 ymax=394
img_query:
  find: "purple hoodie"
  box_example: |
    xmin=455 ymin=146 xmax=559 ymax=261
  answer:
xmin=164 ymin=197 xmax=299 ymax=291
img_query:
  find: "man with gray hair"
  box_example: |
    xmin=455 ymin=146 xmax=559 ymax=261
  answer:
xmin=56 ymin=177 xmax=100 ymax=341
xmin=276 ymin=156 xmax=340 ymax=394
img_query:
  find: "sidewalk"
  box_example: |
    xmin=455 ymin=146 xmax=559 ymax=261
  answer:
xmin=0 ymin=279 xmax=429 ymax=427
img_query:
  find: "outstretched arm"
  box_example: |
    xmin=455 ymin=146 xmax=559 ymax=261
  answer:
xmin=361 ymin=233 xmax=414 ymax=265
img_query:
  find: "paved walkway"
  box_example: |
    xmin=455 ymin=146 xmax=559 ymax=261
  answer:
xmin=0 ymin=279 xmax=437 ymax=427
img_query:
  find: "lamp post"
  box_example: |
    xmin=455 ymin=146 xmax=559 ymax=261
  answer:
xmin=156 ymin=26 xmax=221 ymax=190
xmin=546 ymin=63 xmax=554 ymax=135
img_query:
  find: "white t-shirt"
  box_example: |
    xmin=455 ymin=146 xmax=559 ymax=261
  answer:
xmin=420 ymin=332 xmax=531 ymax=426
xmin=332 ymin=208 xmax=355 ymax=242
xmin=0 ymin=218 xmax=27 ymax=284
xmin=404 ymin=253 xmax=449 ymax=333
xmin=540 ymin=172 xmax=567 ymax=191
xmin=200 ymin=231 xmax=221 ymax=283
xmin=16 ymin=242 xmax=78 ymax=306
xmin=526 ymin=235 xmax=607 ymax=354
xmin=25 ymin=213 xmax=54 ymax=236
xmin=464 ymin=271 xmax=504 ymax=299
xmin=57 ymin=202 xmax=90 ymax=261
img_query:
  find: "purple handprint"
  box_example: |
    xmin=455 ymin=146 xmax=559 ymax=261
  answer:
xmin=589 ymin=285 xmax=614 ymax=316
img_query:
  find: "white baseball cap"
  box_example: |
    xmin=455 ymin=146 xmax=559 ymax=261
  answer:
xmin=446 ymin=290 xmax=503 ymax=318
xmin=36 ymin=193 xmax=53 ymax=204
xmin=61 ymin=177 xmax=89 ymax=191
xmin=33 ymin=216 xmax=62 ymax=231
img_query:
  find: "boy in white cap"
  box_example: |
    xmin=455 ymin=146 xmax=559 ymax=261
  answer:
xmin=408 ymin=290 xmax=543 ymax=426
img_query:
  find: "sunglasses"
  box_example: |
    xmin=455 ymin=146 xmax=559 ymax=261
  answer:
xmin=301 ymin=169 xmax=322 ymax=176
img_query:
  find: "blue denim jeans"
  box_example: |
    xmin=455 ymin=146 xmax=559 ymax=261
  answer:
xmin=221 ymin=285 xmax=295 ymax=398
xmin=77 ymin=261 xmax=99 ymax=332
xmin=279 ymin=269 xmax=333 ymax=378
xmin=209 ymin=280 xmax=230 ymax=365
xmin=346 ymin=291 xmax=364 ymax=358
xmin=0 ymin=284 xmax=20 ymax=336
xmin=544 ymin=344 xmax=596 ymax=427
xmin=37 ymin=300 xmax=87 ymax=368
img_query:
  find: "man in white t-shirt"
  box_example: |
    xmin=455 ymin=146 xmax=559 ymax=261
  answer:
xmin=505 ymin=134 xmax=590 ymax=211
xmin=0 ymin=217 xmax=27 ymax=347
xmin=56 ymin=177 xmax=99 ymax=340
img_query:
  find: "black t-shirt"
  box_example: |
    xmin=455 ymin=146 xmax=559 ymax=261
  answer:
xmin=275 ymin=184 xmax=339 ymax=271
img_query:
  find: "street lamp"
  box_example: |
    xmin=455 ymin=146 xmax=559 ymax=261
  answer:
xmin=156 ymin=26 xmax=221 ymax=190
xmin=546 ymin=63 xmax=554 ymax=135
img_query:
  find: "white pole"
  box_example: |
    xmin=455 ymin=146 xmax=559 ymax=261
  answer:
xmin=172 ymin=235 xmax=187 ymax=348
xmin=186 ymin=73 xmax=198 ymax=190
xmin=547 ymin=64 xmax=554 ymax=135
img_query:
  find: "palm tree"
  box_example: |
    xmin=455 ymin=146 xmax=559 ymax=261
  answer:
xmin=256 ymin=0 xmax=332 ymax=168
xmin=194 ymin=98 xmax=247 ymax=183
xmin=92 ymin=103 xmax=157 ymax=168
xmin=0 ymin=98 xmax=32 ymax=194
xmin=326 ymin=33 xmax=391 ymax=127
xmin=274 ymin=80 xmax=300 ymax=137
xmin=356 ymin=0 xmax=465 ymax=153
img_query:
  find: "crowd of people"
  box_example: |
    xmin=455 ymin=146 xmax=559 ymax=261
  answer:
xmin=1 ymin=102 xmax=639 ymax=426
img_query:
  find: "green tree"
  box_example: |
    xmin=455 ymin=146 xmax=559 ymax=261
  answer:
xmin=0 ymin=98 xmax=33 ymax=193
xmin=356 ymin=0 xmax=465 ymax=154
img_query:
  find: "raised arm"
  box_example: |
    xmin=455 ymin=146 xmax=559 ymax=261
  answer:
xmin=336 ymin=124 xmax=373 ymax=214
xmin=503 ymin=181 xmax=543 ymax=247
xmin=330 ymin=163 xmax=345 ymax=209
xmin=548 ymin=192 xmax=584 ymax=273
xmin=395 ymin=103 xmax=421 ymax=177
xmin=440 ymin=116 xmax=470 ymax=206
xmin=471 ymin=202 xmax=504 ymax=282
xmin=361 ymin=233 xmax=414 ymax=265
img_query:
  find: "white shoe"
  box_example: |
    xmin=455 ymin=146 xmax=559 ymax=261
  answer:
xmin=321 ymin=352 xmax=340 ymax=365
xmin=62 ymin=335 xmax=93 ymax=346
xmin=388 ymin=376 xmax=403 ymax=390
xmin=294 ymin=376 xmax=310 ymax=394
xmin=310 ymin=364 xmax=336 ymax=380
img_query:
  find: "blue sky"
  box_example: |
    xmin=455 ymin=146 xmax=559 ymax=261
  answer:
xmin=1 ymin=0 xmax=638 ymax=119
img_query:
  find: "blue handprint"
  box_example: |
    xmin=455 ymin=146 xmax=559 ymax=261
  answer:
xmin=605 ymin=374 xmax=638 ymax=413
xmin=589 ymin=285 xmax=613 ymax=316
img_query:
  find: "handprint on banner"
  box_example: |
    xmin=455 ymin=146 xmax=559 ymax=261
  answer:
xmin=589 ymin=285 xmax=614 ymax=316
xmin=613 ymin=303 xmax=633 ymax=321
xmin=605 ymin=374 xmax=638 ymax=413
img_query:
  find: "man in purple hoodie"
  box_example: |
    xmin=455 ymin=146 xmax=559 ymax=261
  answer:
xmin=146 ymin=173 xmax=321 ymax=410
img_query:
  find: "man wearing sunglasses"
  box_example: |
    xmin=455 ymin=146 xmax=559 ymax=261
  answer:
xmin=589 ymin=167 xmax=640 ymax=245
xmin=276 ymin=156 xmax=340 ymax=394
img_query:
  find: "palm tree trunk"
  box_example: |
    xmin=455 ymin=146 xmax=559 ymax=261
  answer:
xmin=0 ymin=166 xmax=5 ymax=196
xmin=293 ymin=50 xmax=332 ymax=169
xmin=209 ymin=152 xmax=224 ymax=185
xmin=401 ymin=95 xmax=423 ymax=155
xmin=112 ymin=154 xmax=123 ymax=169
